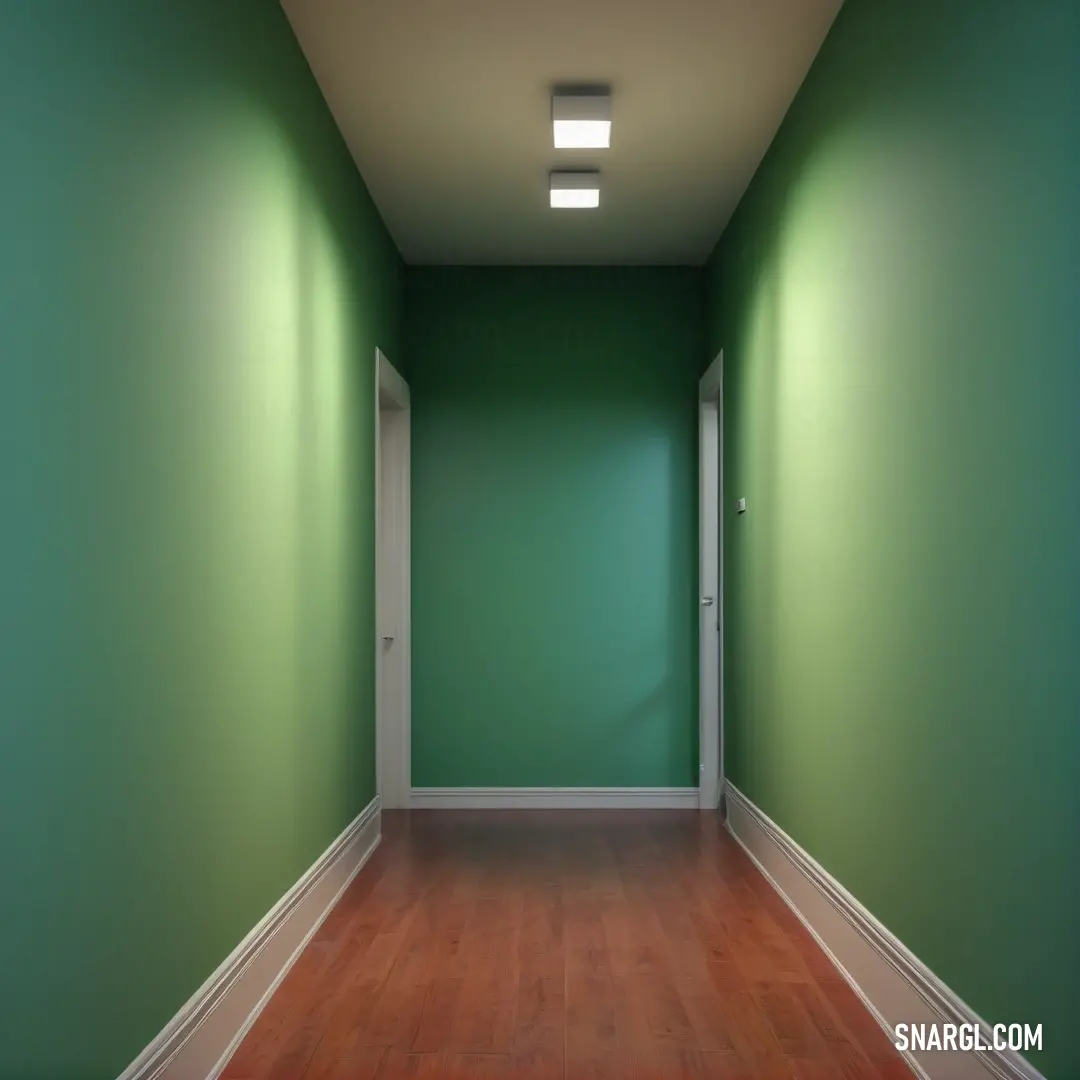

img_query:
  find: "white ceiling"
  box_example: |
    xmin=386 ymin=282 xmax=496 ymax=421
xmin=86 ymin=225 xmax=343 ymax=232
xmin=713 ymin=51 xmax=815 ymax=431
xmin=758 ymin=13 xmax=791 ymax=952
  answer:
xmin=281 ymin=0 xmax=843 ymax=266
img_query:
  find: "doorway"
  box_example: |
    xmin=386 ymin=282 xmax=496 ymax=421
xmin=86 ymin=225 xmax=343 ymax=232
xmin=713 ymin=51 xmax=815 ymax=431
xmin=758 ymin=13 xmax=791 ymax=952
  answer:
xmin=375 ymin=349 xmax=411 ymax=808
xmin=699 ymin=350 xmax=723 ymax=812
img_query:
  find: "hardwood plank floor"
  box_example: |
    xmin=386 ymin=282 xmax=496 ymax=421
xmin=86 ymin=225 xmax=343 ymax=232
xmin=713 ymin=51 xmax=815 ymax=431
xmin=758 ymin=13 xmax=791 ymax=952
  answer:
xmin=221 ymin=811 xmax=914 ymax=1080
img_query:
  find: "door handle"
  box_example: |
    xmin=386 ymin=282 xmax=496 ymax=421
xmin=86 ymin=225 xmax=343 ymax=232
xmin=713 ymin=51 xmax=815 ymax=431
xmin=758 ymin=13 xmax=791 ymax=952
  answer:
xmin=701 ymin=597 xmax=714 ymax=606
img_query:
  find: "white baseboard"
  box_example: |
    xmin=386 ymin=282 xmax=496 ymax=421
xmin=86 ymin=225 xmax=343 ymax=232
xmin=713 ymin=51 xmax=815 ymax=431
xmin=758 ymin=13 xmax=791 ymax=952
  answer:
xmin=724 ymin=784 xmax=1044 ymax=1080
xmin=409 ymin=786 xmax=699 ymax=809
xmin=119 ymin=795 xmax=381 ymax=1080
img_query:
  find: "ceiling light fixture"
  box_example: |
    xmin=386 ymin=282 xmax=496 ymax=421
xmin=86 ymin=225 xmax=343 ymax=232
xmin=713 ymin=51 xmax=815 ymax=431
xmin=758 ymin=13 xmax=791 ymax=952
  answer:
xmin=552 ymin=90 xmax=612 ymax=149
xmin=550 ymin=171 xmax=600 ymax=209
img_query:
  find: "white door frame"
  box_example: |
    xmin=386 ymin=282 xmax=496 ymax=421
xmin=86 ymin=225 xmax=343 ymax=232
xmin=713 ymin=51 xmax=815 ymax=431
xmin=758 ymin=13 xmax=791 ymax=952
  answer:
xmin=699 ymin=350 xmax=723 ymax=811
xmin=374 ymin=349 xmax=411 ymax=808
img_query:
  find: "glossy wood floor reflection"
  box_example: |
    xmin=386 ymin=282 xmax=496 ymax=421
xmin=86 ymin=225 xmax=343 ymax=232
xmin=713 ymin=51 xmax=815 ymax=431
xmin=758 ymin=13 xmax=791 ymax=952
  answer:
xmin=222 ymin=811 xmax=914 ymax=1080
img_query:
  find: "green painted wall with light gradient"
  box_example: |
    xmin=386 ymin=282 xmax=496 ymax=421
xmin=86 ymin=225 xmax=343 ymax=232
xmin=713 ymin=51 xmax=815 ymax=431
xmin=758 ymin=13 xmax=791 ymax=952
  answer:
xmin=0 ymin=4 xmax=400 ymax=1077
xmin=705 ymin=1 xmax=1079 ymax=1076
xmin=406 ymin=268 xmax=701 ymax=789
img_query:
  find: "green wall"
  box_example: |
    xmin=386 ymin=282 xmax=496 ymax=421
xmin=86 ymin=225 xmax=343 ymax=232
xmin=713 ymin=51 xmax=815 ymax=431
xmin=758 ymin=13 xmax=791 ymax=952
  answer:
xmin=705 ymin=1 xmax=1079 ymax=1075
xmin=406 ymin=268 xmax=701 ymax=788
xmin=0 ymin=4 xmax=400 ymax=1077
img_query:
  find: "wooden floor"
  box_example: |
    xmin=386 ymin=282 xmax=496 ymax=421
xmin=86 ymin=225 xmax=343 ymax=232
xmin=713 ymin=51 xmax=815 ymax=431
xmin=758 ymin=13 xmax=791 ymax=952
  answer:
xmin=222 ymin=811 xmax=914 ymax=1080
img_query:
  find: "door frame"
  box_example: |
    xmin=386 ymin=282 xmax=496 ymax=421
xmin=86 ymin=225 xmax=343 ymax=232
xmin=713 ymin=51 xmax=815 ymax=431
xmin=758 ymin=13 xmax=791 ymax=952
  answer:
xmin=374 ymin=348 xmax=411 ymax=808
xmin=698 ymin=350 xmax=723 ymax=811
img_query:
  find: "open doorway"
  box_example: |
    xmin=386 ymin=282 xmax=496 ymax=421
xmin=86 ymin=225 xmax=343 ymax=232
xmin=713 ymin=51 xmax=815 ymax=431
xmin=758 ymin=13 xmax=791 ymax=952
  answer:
xmin=699 ymin=351 xmax=723 ymax=813
xmin=375 ymin=349 xmax=411 ymax=808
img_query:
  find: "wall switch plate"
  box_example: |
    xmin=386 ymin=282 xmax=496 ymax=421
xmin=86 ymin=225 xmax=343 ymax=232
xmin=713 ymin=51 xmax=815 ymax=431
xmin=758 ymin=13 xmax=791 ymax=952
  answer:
xmin=736 ymin=497 xmax=747 ymax=513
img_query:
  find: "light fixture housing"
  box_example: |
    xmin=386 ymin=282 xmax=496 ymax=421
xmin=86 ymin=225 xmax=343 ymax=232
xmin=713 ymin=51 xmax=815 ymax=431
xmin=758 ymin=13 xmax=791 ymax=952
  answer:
xmin=552 ymin=90 xmax=612 ymax=149
xmin=549 ymin=171 xmax=600 ymax=209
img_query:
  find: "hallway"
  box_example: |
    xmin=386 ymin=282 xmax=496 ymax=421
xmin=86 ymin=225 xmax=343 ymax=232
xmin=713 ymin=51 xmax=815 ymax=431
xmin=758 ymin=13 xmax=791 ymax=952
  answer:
xmin=223 ymin=812 xmax=913 ymax=1080
xmin=4 ymin=4 xmax=1075 ymax=1078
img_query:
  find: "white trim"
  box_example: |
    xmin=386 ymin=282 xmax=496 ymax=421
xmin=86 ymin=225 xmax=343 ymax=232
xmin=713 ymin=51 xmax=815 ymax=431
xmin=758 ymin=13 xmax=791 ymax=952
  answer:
xmin=375 ymin=348 xmax=412 ymax=809
xmin=700 ymin=349 xmax=723 ymax=402
xmin=698 ymin=350 xmax=723 ymax=811
xmin=119 ymin=796 xmax=381 ymax=1080
xmin=724 ymin=785 xmax=1045 ymax=1080
xmin=409 ymin=787 xmax=699 ymax=810
xmin=377 ymin=348 xmax=409 ymax=408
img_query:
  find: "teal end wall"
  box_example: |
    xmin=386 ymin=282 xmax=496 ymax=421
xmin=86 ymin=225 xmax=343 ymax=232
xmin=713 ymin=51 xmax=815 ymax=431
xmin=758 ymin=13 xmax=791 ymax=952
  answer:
xmin=705 ymin=1 xmax=1079 ymax=1076
xmin=405 ymin=268 xmax=702 ymax=788
xmin=0 ymin=4 xmax=400 ymax=1077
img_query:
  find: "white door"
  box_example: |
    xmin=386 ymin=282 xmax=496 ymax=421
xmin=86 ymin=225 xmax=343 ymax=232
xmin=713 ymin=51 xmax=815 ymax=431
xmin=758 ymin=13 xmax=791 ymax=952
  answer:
xmin=699 ymin=352 xmax=723 ymax=811
xmin=375 ymin=350 xmax=411 ymax=808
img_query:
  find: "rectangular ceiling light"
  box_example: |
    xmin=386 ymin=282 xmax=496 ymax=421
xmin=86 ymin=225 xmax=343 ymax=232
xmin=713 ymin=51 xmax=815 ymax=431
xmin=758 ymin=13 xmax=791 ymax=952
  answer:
xmin=550 ymin=171 xmax=600 ymax=209
xmin=552 ymin=91 xmax=612 ymax=149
